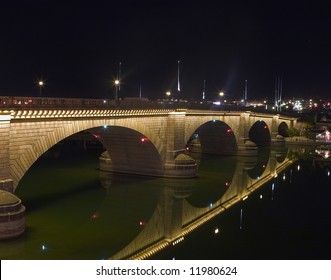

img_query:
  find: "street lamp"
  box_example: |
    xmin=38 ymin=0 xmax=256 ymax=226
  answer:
xmin=114 ymin=79 xmax=120 ymax=102
xmin=38 ymin=80 xmax=44 ymax=97
xmin=166 ymin=91 xmax=171 ymax=97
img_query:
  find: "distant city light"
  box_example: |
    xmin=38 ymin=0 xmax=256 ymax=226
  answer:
xmin=293 ymin=100 xmax=302 ymax=112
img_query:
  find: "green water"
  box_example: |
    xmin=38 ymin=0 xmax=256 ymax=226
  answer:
xmin=1 ymin=144 xmax=331 ymax=260
xmin=1 ymin=146 xmax=165 ymax=259
xmin=0 ymin=142 xmax=237 ymax=260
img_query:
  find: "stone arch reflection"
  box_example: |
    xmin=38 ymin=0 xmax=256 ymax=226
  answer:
xmin=106 ymin=148 xmax=299 ymax=260
xmin=275 ymin=147 xmax=289 ymax=163
xmin=246 ymin=147 xmax=271 ymax=179
xmin=185 ymin=155 xmax=237 ymax=208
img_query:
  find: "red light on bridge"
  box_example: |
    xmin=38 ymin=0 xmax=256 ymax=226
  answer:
xmin=225 ymin=182 xmax=230 ymax=186
xmin=264 ymin=125 xmax=268 ymax=129
xmin=227 ymin=129 xmax=232 ymax=133
xmin=91 ymin=213 xmax=98 ymax=219
xmin=141 ymin=137 xmax=148 ymax=142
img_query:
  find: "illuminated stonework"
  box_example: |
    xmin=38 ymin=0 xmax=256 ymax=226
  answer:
xmin=4 ymin=109 xmax=176 ymax=119
xmin=0 ymin=190 xmax=25 ymax=240
xmin=0 ymin=108 xmax=297 ymax=190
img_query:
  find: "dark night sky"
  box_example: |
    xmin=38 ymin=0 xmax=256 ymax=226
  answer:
xmin=0 ymin=0 xmax=331 ymax=100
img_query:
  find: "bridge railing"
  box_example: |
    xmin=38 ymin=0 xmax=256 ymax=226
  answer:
xmin=0 ymin=96 xmax=301 ymax=118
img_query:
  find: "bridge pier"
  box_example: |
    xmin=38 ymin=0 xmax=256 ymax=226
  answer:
xmin=98 ymin=111 xmax=197 ymax=178
xmin=0 ymin=113 xmax=25 ymax=239
xmin=270 ymin=115 xmax=285 ymax=146
xmin=0 ymin=113 xmax=14 ymax=193
xmin=236 ymin=113 xmax=258 ymax=156
xmin=0 ymin=108 xmax=296 ymax=188
xmin=164 ymin=112 xmax=197 ymax=178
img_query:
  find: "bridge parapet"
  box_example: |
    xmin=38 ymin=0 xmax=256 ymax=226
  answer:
xmin=0 ymin=113 xmax=13 ymax=192
xmin=3 ymin=108 xmax=181 ymax=120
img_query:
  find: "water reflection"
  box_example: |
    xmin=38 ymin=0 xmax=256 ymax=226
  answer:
xmin=3 ymin=145 xmax=331 ymax=260
xmin=108 ymin=146 xmax=295 ymax=260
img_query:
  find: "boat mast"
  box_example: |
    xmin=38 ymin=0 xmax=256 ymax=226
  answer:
xmin=244 ymin=79 xmax=248 ymax=106
xmin=118 ymin=62 xmax=121 ymax=91
xmin=177 ymin=60 xmax=181 ymax=93
xmin=202 ymin=79 xmax=206 ymax=100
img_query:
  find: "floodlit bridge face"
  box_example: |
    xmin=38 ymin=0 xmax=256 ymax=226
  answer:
xmin=0 ymin=108 xmax=297 ymax=191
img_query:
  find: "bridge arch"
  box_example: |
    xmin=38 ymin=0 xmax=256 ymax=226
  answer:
xmin=91 ymin=126 xmax=163 ymax=176
xmin=186 ymin=120 xmax=237 ymax=155
xmin=2 ymin=109 xmax=298 ymax=192
xmin=249 ymin=120 xmax=271 ymax=146
xmin=10 ymin=118 xmax=164 ymax=190
xmin=278 ymin=121 xmax=289 ymax=137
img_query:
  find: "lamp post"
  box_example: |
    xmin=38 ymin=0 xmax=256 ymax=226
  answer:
xmin=166 ymin=91 xmax=171 ymax=102
xmin=114 ymin=79 xmax=120 ymax=103
xmin=219 ymin=91 xmax=224 ymax=104
xmin=38 ymin=81 xmax=44 ymax=97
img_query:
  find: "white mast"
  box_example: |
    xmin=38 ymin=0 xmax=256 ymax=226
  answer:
xmin=275 ymin=77 xmax=283 ymax=111
xmin=177 ymin=60 xmax=180 ymax=92
xmin=202 ymin=79 xmax=206 ymax=100
xmin=275 ymin=77 xmax=278 ymax=109
xmin=244 ymin=80 xmax=248 ymax=106
xmin=118 ymin=62 xmax=121 ymax=91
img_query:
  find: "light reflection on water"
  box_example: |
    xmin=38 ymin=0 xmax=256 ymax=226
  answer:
xmin=1 ymin=145 xmax=331 ymax=260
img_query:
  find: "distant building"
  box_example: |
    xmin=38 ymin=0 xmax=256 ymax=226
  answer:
xmin=315 ymin=112 xmax=331 ymax=131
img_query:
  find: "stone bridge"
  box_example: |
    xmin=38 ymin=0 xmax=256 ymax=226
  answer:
xmin=0 ymin=108 xmax=297 ymax=192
